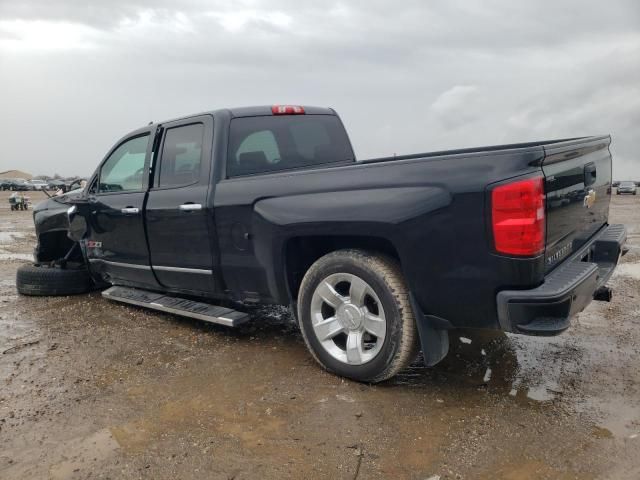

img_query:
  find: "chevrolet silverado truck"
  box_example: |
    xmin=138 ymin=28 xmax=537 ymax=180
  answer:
xmin=17 ymin=105 xmax=627 ymax=383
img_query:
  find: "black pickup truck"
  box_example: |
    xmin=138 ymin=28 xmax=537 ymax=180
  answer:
xmin=18 ymin=105 xmax=626 ymax=383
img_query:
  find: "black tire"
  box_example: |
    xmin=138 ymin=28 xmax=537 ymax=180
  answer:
xmin=297 ymin=249 xmax=419 ymax=383
xmin=16 ymin=263 xmax=92 ymax=296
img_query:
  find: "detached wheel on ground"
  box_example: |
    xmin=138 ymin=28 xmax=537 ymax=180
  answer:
xmin=297 ymin=249 xmax=419 ymax=383
xmin=16 ymin=263 xmax=92 ymax=296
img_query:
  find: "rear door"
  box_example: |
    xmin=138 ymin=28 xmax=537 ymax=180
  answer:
xmin=542 ymin=136 xmax=612 ymax=271
xmin=145 ymin=115 xmax=215 ymax=294
xmin=85 ymin=129 xmax=158 ymax=287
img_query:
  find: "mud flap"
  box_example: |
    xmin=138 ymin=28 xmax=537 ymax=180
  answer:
xmin=410 ymin=294 xmax=450 ymax=366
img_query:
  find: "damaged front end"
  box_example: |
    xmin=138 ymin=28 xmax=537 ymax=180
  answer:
xmin=17 ymin=189 xmax=97 ymax=297
xmin=32 ymin=191 xmax=86 ymax=266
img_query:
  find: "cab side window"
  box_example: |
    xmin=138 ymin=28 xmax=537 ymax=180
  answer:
xmin=98 ymin=135 xmax=149 ymax=193
xmin=156 ymin=124 xmax=204 ymax=188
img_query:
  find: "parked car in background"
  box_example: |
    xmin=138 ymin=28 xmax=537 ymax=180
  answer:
xmin=612 ymin=181 xmax=620 ymax=187
xmin=26 ymin=179 xmax=49 ymax=190
xmin=0 ymin=178 xmax=19 ymax=190
xmin=47 ymin=179 xmax=66 ymax=192
xmin=617 ymin=181 xmax=637 ymax=195
xmin=8 ymin=179 xmax=30 ymax=191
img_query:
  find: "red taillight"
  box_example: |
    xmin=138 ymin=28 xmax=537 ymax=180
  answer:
xmin=271 ymin=105 xmax=305 ymax=115
xmin=491 ymin=177 xmax=545 ymax=256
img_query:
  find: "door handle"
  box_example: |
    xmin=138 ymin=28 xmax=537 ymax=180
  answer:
xmin=121 ymin=207 xmax=140 ymax=214
xmin=179 ymin=203 xmax=202 ymax=212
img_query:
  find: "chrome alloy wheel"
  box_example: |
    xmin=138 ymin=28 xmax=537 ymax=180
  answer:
xmin=309 ymin=273 xmax=387 ymax=365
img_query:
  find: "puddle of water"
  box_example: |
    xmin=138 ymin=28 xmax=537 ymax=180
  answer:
xmin=614 ymin=262 xmax=640 ymax=280
xmin=488 ymin=459 xmax=579 ymax=479
xmin=392 ymin=329 xmax=577 ymax=407
xmin=0 ymin=278 xmax=15 ymax=287
xmin=576 ymin=394 xmax=640 ymax=438
xmin=524 ymin=384 xmax=557 ymax=402
xmin=0 ymin=253 xmax=33 ymax=261
xmin=591 ymin=426 xmax=614 ymax=439
xmin=0 ymin=231 xmax=25 ymax=244
xmin=49 ymin=428 xmax=120 ymax=479
xmin=506 ymin=333 xmax=581 ymax=402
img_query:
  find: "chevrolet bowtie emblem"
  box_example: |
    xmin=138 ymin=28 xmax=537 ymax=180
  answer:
xmin=583 ymin=189 xmax=597 ymax=208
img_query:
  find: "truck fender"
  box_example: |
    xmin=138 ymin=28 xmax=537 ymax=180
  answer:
xmin=254 ymin=186 xmax=451 ymax=226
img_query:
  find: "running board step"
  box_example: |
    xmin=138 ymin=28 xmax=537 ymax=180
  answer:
xmin=102 ymin=286 xmax=249 ymax=327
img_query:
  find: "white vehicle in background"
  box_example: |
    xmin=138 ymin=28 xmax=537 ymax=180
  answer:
xmin=26 ymin=179 xmax=49 ymax=191
xmin=617 ymin=181 xmax=637 ymax=195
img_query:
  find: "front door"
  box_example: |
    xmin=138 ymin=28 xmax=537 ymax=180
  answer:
xmin=84 ymin=130 xmax=158 ymax=288
xmin=145 ymin=116 xmax=215 ymax=294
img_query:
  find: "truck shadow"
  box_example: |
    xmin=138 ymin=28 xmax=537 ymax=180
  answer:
xmin=391 ymin=328 xmax=579 ymax=405
xmin=393 ymin=329 xmax=519 ymax=390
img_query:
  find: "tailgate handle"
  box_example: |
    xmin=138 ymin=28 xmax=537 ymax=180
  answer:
xmin=584 ymin=163 xmax=597 ymax=187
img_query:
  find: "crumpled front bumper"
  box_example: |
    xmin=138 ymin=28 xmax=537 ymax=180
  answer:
xmin=496 ymin=224 xmax=627 ymax=336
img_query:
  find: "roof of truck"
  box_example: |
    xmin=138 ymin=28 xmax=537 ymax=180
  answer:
xmin=146 ymin=105 xmax=336 ymax=128
xmin=227 ymin=105 xmax=336 ymax=117
xmin=110 ymin=106 xmax=341 ymax=159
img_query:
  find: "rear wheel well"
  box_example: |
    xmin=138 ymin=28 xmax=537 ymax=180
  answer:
xmin=285 ymin=236 xmax=401 ymax=301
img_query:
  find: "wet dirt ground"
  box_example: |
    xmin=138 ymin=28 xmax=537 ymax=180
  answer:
xmin=1 ymin=190 xmax=639 ymax=479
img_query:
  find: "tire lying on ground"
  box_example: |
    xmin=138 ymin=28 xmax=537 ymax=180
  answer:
xmin=297 ymin=249 xmax=420 ymax=383
xmin=16 ymin=263 xmax=92 ymax=296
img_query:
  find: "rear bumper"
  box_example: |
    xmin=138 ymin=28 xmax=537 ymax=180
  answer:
xmin=496 ymin=224 xmax=627 ymax=336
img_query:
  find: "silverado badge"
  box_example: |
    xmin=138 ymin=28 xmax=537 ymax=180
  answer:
xmin=583 ymin=189 xmax=596 ymax=209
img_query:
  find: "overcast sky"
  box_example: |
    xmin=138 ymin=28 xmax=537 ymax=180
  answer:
xmin=1 ymin=0 xmax=638 ymax=178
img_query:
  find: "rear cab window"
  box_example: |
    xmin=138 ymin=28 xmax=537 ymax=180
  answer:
xmin=227 ymin=115 xmax=354 ymax=177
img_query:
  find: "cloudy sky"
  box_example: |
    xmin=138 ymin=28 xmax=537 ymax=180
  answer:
xmin=1 ymin=1 xmax=639 ymax=179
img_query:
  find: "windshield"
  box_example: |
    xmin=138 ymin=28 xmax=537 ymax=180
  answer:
xmin=620 ymin=182 xmax=635 ymax=187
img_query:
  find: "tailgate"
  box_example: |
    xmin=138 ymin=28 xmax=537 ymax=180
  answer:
xmin=542 ymin=136 xmax=612 ymax=272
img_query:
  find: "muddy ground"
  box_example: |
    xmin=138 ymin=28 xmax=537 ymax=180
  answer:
xmin=0 ymin=190 xmax=639 ymax=480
